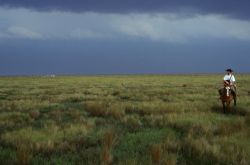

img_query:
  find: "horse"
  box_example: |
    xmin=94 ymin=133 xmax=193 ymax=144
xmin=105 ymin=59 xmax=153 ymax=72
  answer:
xmin=218 ymin=85 xmax=234 ymax=113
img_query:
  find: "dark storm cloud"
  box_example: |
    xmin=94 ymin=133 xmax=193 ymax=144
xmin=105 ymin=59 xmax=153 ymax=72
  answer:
xmin=0 ymin=0 xmax=250 ymax=19
xmin=1 ymin=38 xmax=249 ymax=75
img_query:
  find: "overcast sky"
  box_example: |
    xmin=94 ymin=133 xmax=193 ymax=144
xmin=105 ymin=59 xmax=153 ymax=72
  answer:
xmin=0 ymin=0 xmax=250 ymax=75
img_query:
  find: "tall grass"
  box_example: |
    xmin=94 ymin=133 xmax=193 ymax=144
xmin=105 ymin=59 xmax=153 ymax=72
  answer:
xmin=0 ymin=75 xmax=250 ymax=164
xmin=101 ymin=129 xmax=117 ymax=165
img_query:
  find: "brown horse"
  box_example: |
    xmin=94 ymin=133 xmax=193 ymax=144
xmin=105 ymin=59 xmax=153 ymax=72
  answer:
xmin=219 ymin=86 xmax=234 ymax=113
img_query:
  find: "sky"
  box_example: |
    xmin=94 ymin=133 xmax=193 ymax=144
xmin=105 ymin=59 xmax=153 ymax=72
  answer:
xmin=0 ymin=1 xmax=250 ymax=75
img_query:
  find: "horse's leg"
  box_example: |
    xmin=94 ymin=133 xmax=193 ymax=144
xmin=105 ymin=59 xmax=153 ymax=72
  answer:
xmin=222 ymin=101 xmax=226 ymax=113
xmin=233 ymin=95 xmax=237 ymax=106
xmin=231 ymin=95 xmax=236 ymax=113
xmin=226 ymin=101 xmax=231 ymax=113
xmin=232 ymin=88 xmax=237 ymax=106
xmin=218 ymin=88 xmax=223 ymax=97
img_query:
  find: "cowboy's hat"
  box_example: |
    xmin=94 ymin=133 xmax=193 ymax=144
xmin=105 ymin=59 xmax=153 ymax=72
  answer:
xmin=225 ymin=69 xmax=233 ymax=72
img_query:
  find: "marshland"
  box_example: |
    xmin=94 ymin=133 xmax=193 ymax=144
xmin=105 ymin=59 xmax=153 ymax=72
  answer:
xmin=0 ymin=74 xmax=250 ymax=165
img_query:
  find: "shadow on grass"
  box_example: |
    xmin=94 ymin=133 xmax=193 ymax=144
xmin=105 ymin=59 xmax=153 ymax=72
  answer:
xmin=211 ymin=105 xmax=249 ymax=116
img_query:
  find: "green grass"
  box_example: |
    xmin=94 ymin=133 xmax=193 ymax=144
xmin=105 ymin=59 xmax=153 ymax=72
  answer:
xmin=0 ymin=74 xmax=250 ymax=164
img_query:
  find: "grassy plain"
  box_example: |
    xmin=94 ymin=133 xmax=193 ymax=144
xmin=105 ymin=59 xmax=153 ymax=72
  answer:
xmin=0 ymin=74 xmax=250 ymax=165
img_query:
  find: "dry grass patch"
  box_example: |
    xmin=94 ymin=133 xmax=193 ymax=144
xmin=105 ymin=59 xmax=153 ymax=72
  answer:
xmin=214 ymin=120 xmax=244 ymax=136
xmin=106 ymin=104 xmax=125 ymax=120
xmin=85 ymin=101 xmax=125 ymax=120
xmin=122 ymin=116 xmax=142 ymax=131
xmin=101 ymin=129 xmax=118 ymax=165
xmin=84 ymin=101 xmax=108 ymax=117
xmin=16 ymin=142 xmax=33 ymax=165
xmin=0 ymin=112 xmax=31 ymax=129
xmin=151 ymin=143 xmax=162 ymax=165
xmin=1 ymin=122 xmax=93 ymax=153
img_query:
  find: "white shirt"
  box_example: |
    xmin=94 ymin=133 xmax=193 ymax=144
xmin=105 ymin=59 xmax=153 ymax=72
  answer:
xmin=223 ymin=74 xmax=236 ymax=84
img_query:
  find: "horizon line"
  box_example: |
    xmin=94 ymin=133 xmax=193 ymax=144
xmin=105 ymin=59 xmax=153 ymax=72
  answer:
xmin=0 ymin=72 xmax=249 ymax=77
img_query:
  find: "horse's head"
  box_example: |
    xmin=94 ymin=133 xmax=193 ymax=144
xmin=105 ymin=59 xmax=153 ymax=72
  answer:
xmin=225 ymin=86 xmax=231 ymax=97
xmin=221 ymin=86 xmax=233 ymax=101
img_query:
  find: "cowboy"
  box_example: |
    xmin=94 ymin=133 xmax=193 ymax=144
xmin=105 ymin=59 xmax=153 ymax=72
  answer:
xmin=219 ymin=69 xmax=237 ymax=105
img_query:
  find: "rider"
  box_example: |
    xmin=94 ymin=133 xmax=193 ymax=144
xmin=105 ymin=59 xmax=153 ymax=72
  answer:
xmin=220 ymin=69 xmax=237 ymax=105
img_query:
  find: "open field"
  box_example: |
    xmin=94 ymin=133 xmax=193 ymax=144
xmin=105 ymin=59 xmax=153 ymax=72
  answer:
xmin=0 ymin=74 xmax=250 ymax=165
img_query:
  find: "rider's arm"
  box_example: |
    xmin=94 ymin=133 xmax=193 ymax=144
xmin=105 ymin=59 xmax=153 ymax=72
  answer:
xmin=224 ymin=80 xmax=229 ymax=85
xmin=231 ymin=75 xmax=236 ymax=86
